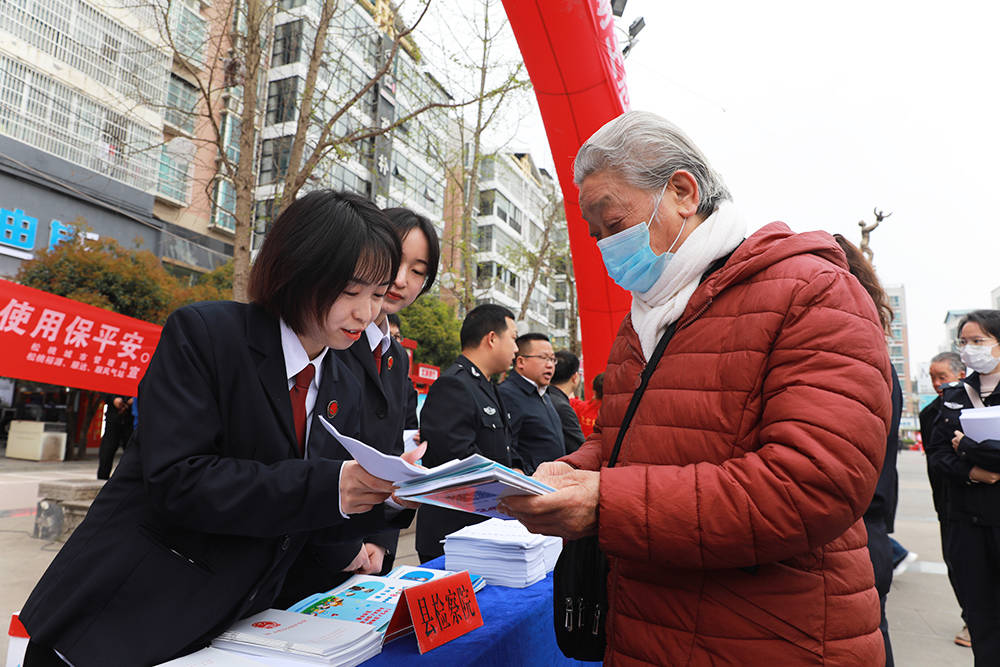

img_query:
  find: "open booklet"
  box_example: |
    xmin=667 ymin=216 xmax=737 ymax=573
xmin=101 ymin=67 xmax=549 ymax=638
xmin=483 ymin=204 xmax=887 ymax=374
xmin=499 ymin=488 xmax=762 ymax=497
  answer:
xmin=319 ymin=416 xmax=554 ymax=518
xmin=287 ymin=565 xmax=485 ymax=643
xmin=162 ymin=567 xmax=484 ymax=666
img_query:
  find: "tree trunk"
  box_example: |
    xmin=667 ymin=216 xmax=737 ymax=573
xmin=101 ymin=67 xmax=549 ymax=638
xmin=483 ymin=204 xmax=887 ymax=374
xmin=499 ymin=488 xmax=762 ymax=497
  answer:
xmin=231 ymin=0 xmax=270 ymax=302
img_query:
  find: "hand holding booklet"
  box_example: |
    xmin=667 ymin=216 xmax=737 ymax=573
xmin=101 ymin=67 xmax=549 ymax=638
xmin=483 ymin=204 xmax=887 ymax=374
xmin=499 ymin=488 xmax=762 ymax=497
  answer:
xmin=319 ymin=416 xmax=553 ymax=518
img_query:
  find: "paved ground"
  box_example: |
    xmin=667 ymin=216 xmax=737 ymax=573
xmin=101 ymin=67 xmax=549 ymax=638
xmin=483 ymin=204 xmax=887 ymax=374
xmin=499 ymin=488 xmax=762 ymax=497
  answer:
xmin=0 ymin=450 xmax=973 ymax=665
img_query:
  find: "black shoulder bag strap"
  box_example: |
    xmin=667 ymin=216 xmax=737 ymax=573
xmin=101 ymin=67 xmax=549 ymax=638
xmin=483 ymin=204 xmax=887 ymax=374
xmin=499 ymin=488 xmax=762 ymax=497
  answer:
xmin=607 ymin=320 xmax=677 ymax=469
xmin=608 ymin=240 xmax=740 ymax=466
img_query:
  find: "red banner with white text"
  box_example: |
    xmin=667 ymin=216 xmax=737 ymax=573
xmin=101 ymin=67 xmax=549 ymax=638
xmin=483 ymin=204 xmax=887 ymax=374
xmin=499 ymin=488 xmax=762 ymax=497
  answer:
xmin=0 ymin=279 xmax=161 ymax=396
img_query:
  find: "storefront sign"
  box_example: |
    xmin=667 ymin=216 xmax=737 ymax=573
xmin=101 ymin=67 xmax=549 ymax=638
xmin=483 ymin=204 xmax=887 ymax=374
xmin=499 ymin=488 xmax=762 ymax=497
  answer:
xmin=0 ymin=208 xmax=97 ymax=259
xmin=0 ymin=278 xmax=161 ymax=396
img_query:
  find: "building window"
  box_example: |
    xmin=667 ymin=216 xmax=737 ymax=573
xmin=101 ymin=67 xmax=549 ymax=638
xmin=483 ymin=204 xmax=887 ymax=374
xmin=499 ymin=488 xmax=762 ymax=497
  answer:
xmin=211 ymin=179 xmax=237 ymax=231
xmin=554 ymin=281 xmax=567 ymax=301
xmin=259 ymin=136 xmax=292 ymax=184
xmin=220 ymin=112 xmax=240 ymax=164
xmin=476 ymin=224 xmax=493 ymax=252
xmin=169 ymin=0 xmax=207 ymax=66
xmin=266 ymin=77 xmax=299 ymax=125
xmin=165 ymin=75 xmax=199 ymax=133
xmin=272 ymin=20 xmax=303 ymax=67
xmin=158 ymin=145 xmax=191 ymax=203
xmin=252 ymin=199 xmax=275 ymax=250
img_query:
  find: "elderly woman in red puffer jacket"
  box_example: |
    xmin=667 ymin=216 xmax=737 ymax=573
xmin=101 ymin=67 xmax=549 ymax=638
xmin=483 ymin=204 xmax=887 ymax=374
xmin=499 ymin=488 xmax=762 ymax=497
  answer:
xmin=504 ymin=111 xmax=892 ymax=666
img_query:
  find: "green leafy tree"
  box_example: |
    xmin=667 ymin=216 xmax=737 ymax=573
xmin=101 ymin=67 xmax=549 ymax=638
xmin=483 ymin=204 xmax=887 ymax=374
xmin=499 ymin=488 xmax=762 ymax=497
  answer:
xmin=14 ymin=230 xmax=229 ymax=458
xmin=397 ymin=294 xmax=462 ymax=370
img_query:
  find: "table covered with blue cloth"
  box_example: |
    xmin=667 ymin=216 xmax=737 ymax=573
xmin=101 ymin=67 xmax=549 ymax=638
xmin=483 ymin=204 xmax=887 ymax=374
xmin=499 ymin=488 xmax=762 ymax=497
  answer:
xmin=364 ymin=557 xmax=600 ymax=665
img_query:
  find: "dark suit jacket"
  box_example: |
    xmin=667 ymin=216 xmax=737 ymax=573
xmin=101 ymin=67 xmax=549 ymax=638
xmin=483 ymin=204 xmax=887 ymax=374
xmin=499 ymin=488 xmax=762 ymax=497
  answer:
xmin=547 ymin=385 xmax=585 ymax=453
xmin=288 ymin=336 xmax=417 ymax=587
xmin=20 ymin=301 xmax=394 ymax=666
xmin=498 ymin=371 xmax=566 ymax=475
xmin=415 ymin=355 xmax=514 ymax=559
xmin=920 ymin=396 xmax=945 ymax=518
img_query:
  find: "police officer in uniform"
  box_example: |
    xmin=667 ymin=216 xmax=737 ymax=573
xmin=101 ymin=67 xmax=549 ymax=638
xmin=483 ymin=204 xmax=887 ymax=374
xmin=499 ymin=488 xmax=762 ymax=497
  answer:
xmin=927 ymin=309 xmax=1000 ymax=665
xmin=415 ymin=304 xmax=519 ymax=562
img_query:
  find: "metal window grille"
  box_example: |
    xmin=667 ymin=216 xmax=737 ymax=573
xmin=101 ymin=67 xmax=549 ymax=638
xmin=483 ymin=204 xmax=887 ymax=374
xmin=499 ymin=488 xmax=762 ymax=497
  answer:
xmin=0 ymin=0 xmax=169 ymax=105
xmin=0 ymin=53 xmax=158 ymax=191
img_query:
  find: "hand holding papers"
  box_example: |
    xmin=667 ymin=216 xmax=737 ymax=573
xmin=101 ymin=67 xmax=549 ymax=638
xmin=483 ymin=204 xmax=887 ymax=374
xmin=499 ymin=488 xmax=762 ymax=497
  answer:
xmin=499 ymin=465 xmax=601 ymax=541
xmin=959 ymin=405 xmax=1000 ymax=442
xmin=319 ymin=417 xmax=553 ymax=518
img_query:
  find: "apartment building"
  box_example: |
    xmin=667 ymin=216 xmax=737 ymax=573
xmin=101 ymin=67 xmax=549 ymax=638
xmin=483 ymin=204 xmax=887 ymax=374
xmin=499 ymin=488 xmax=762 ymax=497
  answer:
xmin=249 ymin=0 xmax=454 ymax=250
xmin=474 ymin=151 xmax=575 ymax=349
xmin=0 ymin=0 xmax=231 ymax=280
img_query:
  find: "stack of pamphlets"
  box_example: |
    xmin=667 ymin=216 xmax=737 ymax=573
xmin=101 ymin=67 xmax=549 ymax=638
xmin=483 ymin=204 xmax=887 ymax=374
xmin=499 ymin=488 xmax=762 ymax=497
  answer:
xmin=444 ymin=518 xmax=562 ymax=588
xmin=287 ymin=565 xmax=485 ymax=643
xmin=319 ymin=417 xmax=554 ymax=518
xmin=209 ymin=609 xmax=381 ymax=666
xmin=960 ymin=405 xmax=1000 ymax=441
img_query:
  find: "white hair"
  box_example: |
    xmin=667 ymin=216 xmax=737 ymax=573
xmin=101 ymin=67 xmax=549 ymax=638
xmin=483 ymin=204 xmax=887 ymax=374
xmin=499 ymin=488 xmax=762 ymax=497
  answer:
xmin=573 ymin=110 xmax=731 ymax=217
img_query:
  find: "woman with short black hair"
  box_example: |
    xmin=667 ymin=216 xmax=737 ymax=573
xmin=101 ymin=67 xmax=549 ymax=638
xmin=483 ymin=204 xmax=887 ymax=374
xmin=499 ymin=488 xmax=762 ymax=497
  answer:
xmin=928 ymin=308 xmax=1000 ymax=665
xmin=20 ymin=190 xmax=422 ymax=666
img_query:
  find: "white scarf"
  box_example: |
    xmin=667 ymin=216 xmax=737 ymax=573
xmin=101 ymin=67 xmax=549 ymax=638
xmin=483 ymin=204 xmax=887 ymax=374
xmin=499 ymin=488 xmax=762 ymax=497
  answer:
xmin=631 ymin=200 xmax=747 ymax=359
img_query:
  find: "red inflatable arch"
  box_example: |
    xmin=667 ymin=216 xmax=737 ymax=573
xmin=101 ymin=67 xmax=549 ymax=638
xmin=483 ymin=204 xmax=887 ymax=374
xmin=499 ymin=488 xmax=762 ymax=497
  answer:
xmin=501 ymin=0 xmax=630 ymax=382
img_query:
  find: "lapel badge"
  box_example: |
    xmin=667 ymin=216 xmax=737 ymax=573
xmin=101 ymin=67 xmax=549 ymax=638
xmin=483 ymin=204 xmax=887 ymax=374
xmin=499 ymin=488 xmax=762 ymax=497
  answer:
xmin=387 ymin=355 xmax=394 ymax=371
xmin=327 ymin=401 xmax=339 ymax=419
xmin=483 ymin=406 xmax=497 ymax=415
xmin=470 ymin=366 xmax=480 ymax=377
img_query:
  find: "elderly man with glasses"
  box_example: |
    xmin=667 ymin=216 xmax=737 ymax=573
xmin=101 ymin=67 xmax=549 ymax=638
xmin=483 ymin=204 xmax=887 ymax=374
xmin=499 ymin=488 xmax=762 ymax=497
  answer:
xmin=498 ymin=333 xmax=566 ymax=475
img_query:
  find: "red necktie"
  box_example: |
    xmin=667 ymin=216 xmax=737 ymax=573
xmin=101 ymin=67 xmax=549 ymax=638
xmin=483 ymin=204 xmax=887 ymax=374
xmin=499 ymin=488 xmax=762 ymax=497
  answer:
xmin=290 ymin=364 xmax=315 ymax=455
xmin=373 ymin=347 xmax=382 ymax=375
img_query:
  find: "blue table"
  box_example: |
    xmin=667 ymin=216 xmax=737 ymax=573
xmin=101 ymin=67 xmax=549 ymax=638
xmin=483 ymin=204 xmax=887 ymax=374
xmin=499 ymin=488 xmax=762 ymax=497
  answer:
xmin=365 ymin=558 xmax=599 ymax=665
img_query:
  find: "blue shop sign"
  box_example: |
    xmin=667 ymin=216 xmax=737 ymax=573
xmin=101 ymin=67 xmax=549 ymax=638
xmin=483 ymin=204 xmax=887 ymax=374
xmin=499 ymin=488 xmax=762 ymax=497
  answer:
xmin=1 ymin=208 xmax=90 ymax=255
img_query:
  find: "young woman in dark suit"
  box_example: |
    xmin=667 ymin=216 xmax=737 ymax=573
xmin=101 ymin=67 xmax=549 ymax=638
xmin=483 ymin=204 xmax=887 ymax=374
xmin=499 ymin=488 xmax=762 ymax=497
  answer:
xmin=20 ymin=190 xmax=424 ymax=667
xmin=307 ymin=208 xmax=440 ymax=588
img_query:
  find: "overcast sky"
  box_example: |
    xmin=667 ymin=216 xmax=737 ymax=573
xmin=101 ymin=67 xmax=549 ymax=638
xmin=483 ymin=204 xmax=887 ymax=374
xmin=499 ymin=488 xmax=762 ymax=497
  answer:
xmin=503 ymin=0 xmax=1000 ymax=379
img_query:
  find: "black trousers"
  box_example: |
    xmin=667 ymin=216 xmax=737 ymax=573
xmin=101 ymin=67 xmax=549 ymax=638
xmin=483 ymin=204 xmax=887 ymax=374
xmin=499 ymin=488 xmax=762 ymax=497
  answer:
xmin=939 ymin=519 xmax=967 ymax=622
xmin=96 ymin=418 xmax=132 ymax=480
xmin=865 ymin=516 xmax=895 ymax=667
xmin=944 ymin=520 xmax=1000 ymax=665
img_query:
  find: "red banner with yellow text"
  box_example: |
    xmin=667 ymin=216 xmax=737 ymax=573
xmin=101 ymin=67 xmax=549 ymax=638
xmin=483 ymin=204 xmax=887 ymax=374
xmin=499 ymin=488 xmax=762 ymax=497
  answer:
xmin=0 ymin=279 xmax=161 ymax=396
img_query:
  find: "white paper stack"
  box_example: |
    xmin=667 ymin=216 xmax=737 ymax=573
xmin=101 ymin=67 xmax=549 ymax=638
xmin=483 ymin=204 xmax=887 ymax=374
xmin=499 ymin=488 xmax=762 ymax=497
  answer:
xmin=209 ymin=609 xmax=381 ymax=666
xmin=444 ymin=518 xmax=562 ymax=588
xmin=960 ymin=405 xmax=1000 ymax=442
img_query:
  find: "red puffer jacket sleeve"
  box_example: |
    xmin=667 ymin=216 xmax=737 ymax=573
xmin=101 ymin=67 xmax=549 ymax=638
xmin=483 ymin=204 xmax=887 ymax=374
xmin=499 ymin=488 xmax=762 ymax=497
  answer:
xmin=598 ymin=269 xmax=892 ymax=569
xmin=562 ymin=429 xmax=604 ymax=471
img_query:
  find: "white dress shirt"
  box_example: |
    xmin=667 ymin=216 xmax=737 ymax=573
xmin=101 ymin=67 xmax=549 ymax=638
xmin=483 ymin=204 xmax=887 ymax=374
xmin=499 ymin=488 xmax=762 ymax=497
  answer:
xmin=365 ymin=319 xmax=392 ymax=357
xmin=279 ymin=318 xmax=348 ymax=519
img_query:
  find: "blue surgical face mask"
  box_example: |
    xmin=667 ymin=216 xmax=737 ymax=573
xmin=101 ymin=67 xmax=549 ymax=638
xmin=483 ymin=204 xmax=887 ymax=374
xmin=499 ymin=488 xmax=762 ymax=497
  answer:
xmin=597 ymin=182 xmax=686 ymax=293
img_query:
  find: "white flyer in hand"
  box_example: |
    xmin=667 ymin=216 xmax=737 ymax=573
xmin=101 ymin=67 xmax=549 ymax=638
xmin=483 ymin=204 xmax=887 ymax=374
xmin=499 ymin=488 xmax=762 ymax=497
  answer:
xmin=959 ymin=405 xmax=1000 ymax=442
xmin=318 ymin=416 xmax=426 ymax=483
